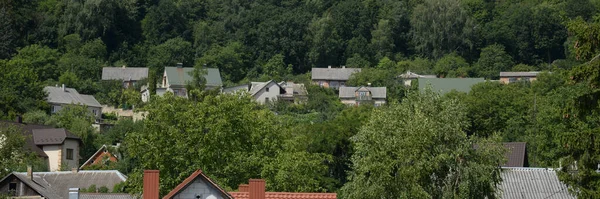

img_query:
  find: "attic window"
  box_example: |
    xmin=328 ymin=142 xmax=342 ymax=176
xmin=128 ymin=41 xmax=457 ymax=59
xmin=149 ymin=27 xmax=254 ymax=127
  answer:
xmin=266 ymin=87 xmax=270 ymax=92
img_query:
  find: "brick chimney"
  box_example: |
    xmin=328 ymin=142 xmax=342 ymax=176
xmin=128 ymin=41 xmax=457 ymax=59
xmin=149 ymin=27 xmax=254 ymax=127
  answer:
xmin=143 ymin=170 xmax=160 ymax=199
xmin=238 ymin=184 xmax=249 ymax=192
xmin=249 ymin=179 xmax=265 ymax=199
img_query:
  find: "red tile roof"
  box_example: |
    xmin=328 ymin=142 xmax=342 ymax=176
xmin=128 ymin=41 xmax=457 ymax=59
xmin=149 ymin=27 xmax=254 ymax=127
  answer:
xmin=229 ymin=192 xmax=337 ymax=199
xmin=162 ymin=170 xmax=233 ymax=199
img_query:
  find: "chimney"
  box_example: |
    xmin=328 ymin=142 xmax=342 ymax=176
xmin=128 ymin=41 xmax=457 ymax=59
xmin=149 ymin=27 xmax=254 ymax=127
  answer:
xmin=69 ymin=188 xmax=80 ymax=199
xmin=176 ymin=63 xmax=183 ymax=68
xmin=327 ymin=65 xmax=331 ymax=69
xmin=62 ymin=84 xmax=66 ymax=92
xmin=238 ymin=184 xmax=249 ymax=192
xmin=72 ymin=167 xmax=79 ymax=173
xmin=342 ymin=65 xmax=346 ymax=69
xmin=249 ymin=179 xmax=265 ymax=199
xmin=16 ymin=115 xmax=22 ymax=123
xmin=143 ymin=170 xmax=160 ymax=199
xmin=27 ymin=165 xmax=32 ymax=180
xmin=367 ymin=83 xmax=371 ymax=87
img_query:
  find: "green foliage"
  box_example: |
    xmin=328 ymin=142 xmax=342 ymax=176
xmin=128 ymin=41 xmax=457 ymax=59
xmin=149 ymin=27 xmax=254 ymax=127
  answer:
xmin=46 ymin=105 xmax=97 ymax=160
xmin=0 ymin=125 xmax=45 ymax=177
xmin=0 ymin=60 xmax=47 ymax=118
xmin=434 ymin=53 xmax=470 ymax=78
xmin=474 ymin=44 xmax=514 ymax=79
xmin=8 ymin=44 xmax=61 ymax=80
xmin=262 ymin=54 xmax=292 ymax=82
xmin=197 ymin=42 xmax=249 ymax=83
xmin=340 ymin=90 xmax=504 ymax=198
xmin=147 ymin=37 xmax=193 ymax=73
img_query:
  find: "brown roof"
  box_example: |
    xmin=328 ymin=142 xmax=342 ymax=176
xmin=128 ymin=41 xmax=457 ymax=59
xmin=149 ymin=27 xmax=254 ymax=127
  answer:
xmin=32 ymin=128 xmax=80 ymax=145
xmin=229 ymin=192 xmax=337 ymax=199
xmin=162 ymin=170 xmax=233 ymax=199
xmin=503 ymin=142 xmax=527 ymax=167
xmin=0 ymin=121 xmax=52 ymax=157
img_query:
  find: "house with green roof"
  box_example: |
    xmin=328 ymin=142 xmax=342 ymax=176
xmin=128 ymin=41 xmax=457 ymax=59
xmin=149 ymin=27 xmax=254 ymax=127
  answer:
xmin=149 ymin=64 xmax=223 ymax=99
xmin=418 ymin=78 xmax=485 ymax=94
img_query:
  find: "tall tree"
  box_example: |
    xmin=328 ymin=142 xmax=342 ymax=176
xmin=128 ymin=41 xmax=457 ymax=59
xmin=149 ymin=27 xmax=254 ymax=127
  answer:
xmin=473 ymin=44 xmax=514 ymax=79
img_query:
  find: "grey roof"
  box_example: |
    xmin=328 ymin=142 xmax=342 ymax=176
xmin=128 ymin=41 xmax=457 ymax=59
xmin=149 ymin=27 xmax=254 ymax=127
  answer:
xmin=499 ymin=167 xmax=575 ymax=199
xmin=503 ymin=142 xmax=527 ymax=167
xmin=339 ymin=87 xmax=387 ymax=98
xmin=45 ymin=86 xmax=102 ymax=107
xmin=398 ymin=71 xmax=437 ymax=79
xmin=0 ymin=172 xmax=62 ymax=198
xmin=499 ymin=71 xmax=541 ymax=77
xmin=311 ymin=67 xmax=361 ymax=81
xmin=32 ymin=128 xmax=80 ymax=145
xmin=249 ymin=80 xmax=284 ymax=96
xmin=418 ymin=78 xmax=485 ymax=94
xmin=164 ymin=67 xmax=223 ymax=87
xmin=222 ymin=84 xmax=250 ymax=93
xmin=279 ymin=82 xmax=308 ymax=96
xmin=0 ymin=121 xmax=79 ymax=157
xmin=80 ymin=193 xmax=137 ymax=199
xmin=102 ymin=67 xmax=149 ymax=81
xmin=11 ymin=170 xmax=128 ymax=199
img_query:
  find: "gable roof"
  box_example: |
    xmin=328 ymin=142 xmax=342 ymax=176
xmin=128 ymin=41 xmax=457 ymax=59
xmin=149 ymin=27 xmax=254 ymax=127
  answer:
xmin=80 ymin=193 xmax=137 ymax=199
xmin=102 ymin=67 xmax=149 ymax=81
xmin=279 ymin=82 xmax=308 ymax=96
xmin=499 ymin=71 xmax=541 ymax=77
xmin=164 ymin=67 xmax=223 ymax=87
xmin=32 ymin=128 xmax=80 ymax=145
xmin=0 ymin=172 xmax=62 ymax=198
xmin=499 ymin=167 xmax=575 ymax=199
xmin=418 ymin=78 xmax=485 ymax=94
xmin=398 ymin=71 xmax=437 ymax=79
xmin=45 ymin=86 xmax=102 ymax=108
xmin=339 ymin=87 xmax=387 ymax=98
xmin=311 ymin=67 xmax=361 ymax=81
xmin=249 ymin=80 xmax=286 ymax=97
xmin=229 ymin=192 xmax=337 ymax=199
xmin=163 ymin=170 xmax=233 ymax=199
xmin=80 ymin=145 xmax=118 ymax=169
xmin=503 ymin=142 xmax=527 ymax=167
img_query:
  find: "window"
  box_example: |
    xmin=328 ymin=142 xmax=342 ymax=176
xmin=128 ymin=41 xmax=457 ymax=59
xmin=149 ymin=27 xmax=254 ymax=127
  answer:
xmin=319 ymin=81 xmax=324 ymax=87
xmin=92 ymin=109 xmax=98 ymax=116
xmin=508 ymin=77 xmax=517 ymax=83
xmin=9 ymin=182 xmax=16 ymax=195
xmin=330 ymin=81 xmax=339 ymax=89
xmin=66 ymin=148 xmax=74 ymax=160
xmin=340 ymin=82 xmax=345 ymax=87
xmin=266 ymin=87 xmax=270 ymax=92
xmin=265 ymin=97 xmax=270 ymax=102
xmin=51 ymin=105 xmax=59 ymax=113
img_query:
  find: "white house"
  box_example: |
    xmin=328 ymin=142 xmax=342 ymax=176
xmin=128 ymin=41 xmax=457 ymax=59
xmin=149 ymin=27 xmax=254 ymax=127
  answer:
xmin=44 ymin=85 xmax=102 ymax=120
xmin=222 ymin=80 xmax=288 ymax=104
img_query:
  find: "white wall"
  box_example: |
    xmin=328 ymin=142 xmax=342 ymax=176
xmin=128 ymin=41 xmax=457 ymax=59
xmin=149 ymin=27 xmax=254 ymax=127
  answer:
xmin=172 ymin=178 xmax=225 ymax=199
xmin=51 ymin=103 xmax=101 ymax=119
xmin=43 ymin=145 xmax=61 ymax=171
xmin=254 ymin=83 xmax=282 ymax=104
xmin=62 ymin=139 xmax=79 ymax=170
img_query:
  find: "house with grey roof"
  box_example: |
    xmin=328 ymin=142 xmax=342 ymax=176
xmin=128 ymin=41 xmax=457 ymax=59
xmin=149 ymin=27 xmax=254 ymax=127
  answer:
xmin=499 ymin=167 xmax=575 ymax=199
xmin=311 ymin=66 xmax=361 ymax=89
xmin=418 ymin=78 xmax=485 ymax=94
xmin=223 ymin=80 xmax=287 ymax=104
xmin=499 ymin=71 xmax=541 ymax=84
xmin=45 ymin=85 xmax=102 ymax=119
xmin=278 ymin=81 xmax=308 ymax=104
xmin=0 ymin=120 xmax=82 ymax=171
xmin=339 ymin=86 xmax=386 ymax=106
xmin=397 ymin=70 xmax=437 ymax=87
xmin=101 ymin=66 xmax=148 ymax=88
xmin=0 ymin=169 xmax=128 ymax=199
xmin=145 ymin=64 xmax=223 ymax=100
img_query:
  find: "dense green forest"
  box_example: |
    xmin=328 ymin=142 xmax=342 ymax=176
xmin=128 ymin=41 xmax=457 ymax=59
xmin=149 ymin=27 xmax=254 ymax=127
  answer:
xmin=3 ymin=0 xmax=600 ymax=198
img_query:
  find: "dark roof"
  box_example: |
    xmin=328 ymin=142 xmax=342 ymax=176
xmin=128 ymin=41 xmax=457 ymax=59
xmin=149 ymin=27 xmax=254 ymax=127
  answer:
xmin=418 ymin=78 xmax=485 ymax=94
xmin=32 ymin=128 xmax=80 ymax=145
xmin=311 ymin=67 xmax=361 ymax=81
xmin=80 ymin=193 xmax=137 ymax=199
xmin=503 ymin=142 xmax=527 ymax=167
xmin=339 ymin=87 xmax=387 ymax=98
xmin=0 ymin=121 xmax=54 ymax=157
xmin=499 ymin=167 xmax=575 ymax=199
xmin=163 ymin=170 xmax=233 ymax=199
xmin=164 ymin=67 xmax=223 ymax=87
xmin=11 ymin=170 xmax=128 ymax=199
xmin=45 ymin=86 xmax=102 ymax=107
xmin=499 ymin=71 xmax=541 ymax=77
xmin=102 ymin=67 xmax=149 ymax=81
xmin=0 ymin=172 xmax=61 ymax=198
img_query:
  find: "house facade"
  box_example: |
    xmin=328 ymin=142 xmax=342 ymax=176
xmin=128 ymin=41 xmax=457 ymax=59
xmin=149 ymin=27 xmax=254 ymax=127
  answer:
xmin=499 ymin=71 xmax=541 ymax=84
xmin=141 ymin=65 xmax=223 ymax=101
xmin=339 ymin=86 xmax=386 ymax=106
xmin=278 ymin=82 xmax=308 ymax=104
xmin=397 ymin=71 xmax=437 ymax=87
xmin=1 ymin=121 xmax=82 ymax=172
xmin=102 ymin=66 xmax=149 ymax=88
xmin=311 ymin=66 xmax=361 ymax=89
xmin=45 ymin=85 xmax=102 ymax=120
xmin=223 ymin=80 xmax=297 ymax=104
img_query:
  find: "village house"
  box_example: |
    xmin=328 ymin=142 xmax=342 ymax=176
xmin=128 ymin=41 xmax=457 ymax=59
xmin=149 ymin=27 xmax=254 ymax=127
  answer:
xmin=311 ymin=66 xmax=361 ymax=89
xmin=45 ymin=85 xmax=102 ymax=121
xmin=79 ymin=145 xmax=119 ymax=169
xmin=0 ymin=169 xmax=128 ymax=199
xmin=141 ymin=64 xmax=223 ymax=102
xmin=101 ymin=66 xmax=149 ymax=88
xmin=397 ymin=71 xmax=437 ymax=87
xmin=339 ymin=86 xmax=387 ymax=106
xmin=499 ymin=71 xmax=541 ymax=84
xmin=418 ymin=78 xmax=485 ymax=94
xmin=1 ymin=120 xmax=82 ymax=171
xmin=499 ymin=167 xmax=575 ymax=198
xmin=223 ymin=81 xmax=307 ymax=104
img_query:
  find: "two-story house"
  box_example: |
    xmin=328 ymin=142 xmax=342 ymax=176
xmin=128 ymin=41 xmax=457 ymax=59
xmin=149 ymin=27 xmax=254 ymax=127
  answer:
xmin=44 ymin=85 xmax=102 ymax=120
xmin=101 ymin=66 xmax=149 ymax=88
xmin=339 ymin=86 xmax=387 ymax=106
xmin=223 ymin=80 xmax=287 ymax=104
xmin=311 ymin=66 xmax=361 ymax=89
xmin=0 ymin=120 xmax=82 ymax=171
xmin=153 ymin=64 xmax=223 ymax=98
xmin=499 ymin=71 xmax=541 ymax=84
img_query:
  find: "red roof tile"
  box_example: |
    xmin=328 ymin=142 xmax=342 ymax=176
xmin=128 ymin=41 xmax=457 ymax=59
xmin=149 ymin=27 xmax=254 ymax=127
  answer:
xmin=229 ymin=192 xmax=337 ymax=199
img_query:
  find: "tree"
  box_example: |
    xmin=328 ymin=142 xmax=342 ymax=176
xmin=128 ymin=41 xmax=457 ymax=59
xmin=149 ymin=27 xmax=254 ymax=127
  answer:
xmin=370 ymin=19 xmax=395 ymax=60
xmin=473 ymin=44 xmax=514 ymax=79
xmin=434 ymin=53 xmax=469 ymax=78
xmin=141 ymin=1 xmax=188 ymax=45
xmin=197 ymin=42 xmax=248 ymax=83
xmin=0 ymin=60 xmax=47 ymax=119
xmin=0 ymin=6 xmax=16 ymax=59
xmin=147 ymin=37 xmax=193 ymax=73
xmin=262 ymin=54 xmax=292 ymax=82
xmin=8 ymin=44 xmax=61 ymax=81
xmin=0 ymin=125 xmax=45 ymax=177
xmin=340 ymin=90 xmax=504 ymax=198
xmin=410 ymin=0 xmax=475 ymax=59
xmin=46 ymin=105 xmax=97 ymax=160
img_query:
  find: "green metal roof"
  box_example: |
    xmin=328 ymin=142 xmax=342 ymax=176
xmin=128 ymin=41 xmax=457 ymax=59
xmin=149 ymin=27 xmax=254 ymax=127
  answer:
xmin=164 ymin=67 xmax=223 ymax=87
xmin=418 ymin=78 xmax=485 ymax=94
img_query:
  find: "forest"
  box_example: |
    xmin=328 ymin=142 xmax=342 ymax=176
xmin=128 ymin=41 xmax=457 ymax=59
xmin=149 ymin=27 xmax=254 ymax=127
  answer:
xmin=2 ymin=0 xmax=600 ymax=198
